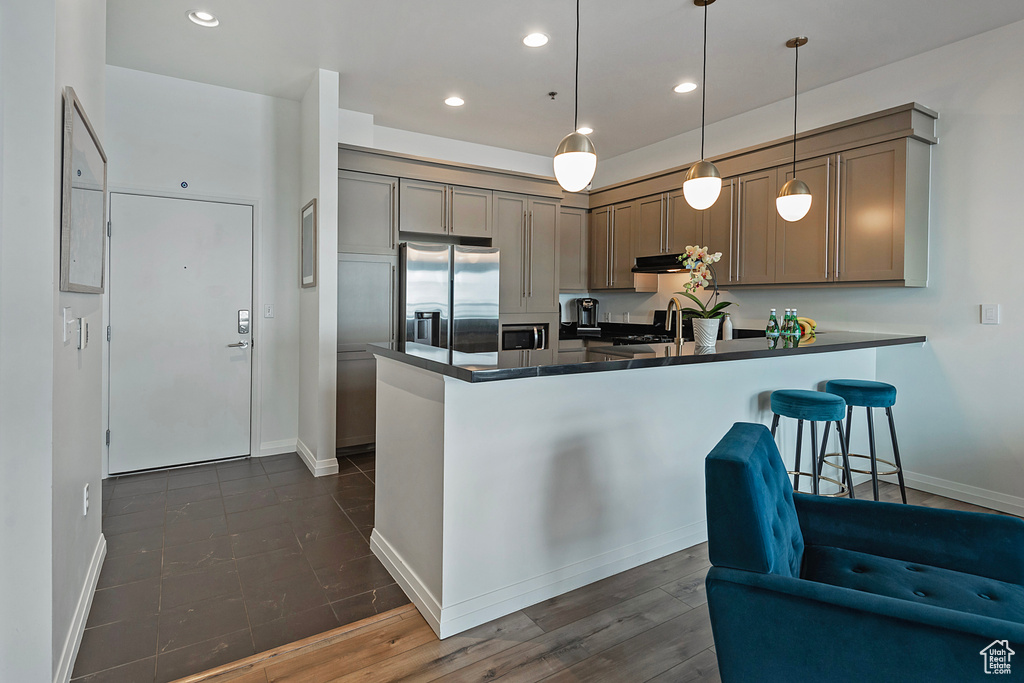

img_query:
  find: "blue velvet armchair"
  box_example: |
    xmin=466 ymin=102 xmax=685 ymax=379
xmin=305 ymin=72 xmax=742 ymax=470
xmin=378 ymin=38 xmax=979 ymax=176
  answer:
xmin=705 ymin=422 xmax=1024 ymax=682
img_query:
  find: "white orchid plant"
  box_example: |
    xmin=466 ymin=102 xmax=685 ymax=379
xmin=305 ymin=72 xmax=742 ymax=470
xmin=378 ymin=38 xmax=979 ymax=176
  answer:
xmin=675 ymin=245 xmax=734 ymax=319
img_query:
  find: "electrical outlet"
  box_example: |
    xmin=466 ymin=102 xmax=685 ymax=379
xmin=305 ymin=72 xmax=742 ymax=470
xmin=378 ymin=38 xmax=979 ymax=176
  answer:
xmin=981 ymin=303 xmax=1000 ymax=325
xmin=623 ymin=312 xmax=630 ymax=323
xmin=83 ymin=483 xmax=90 ymax=516
xmin=264 ymin=304 xmax=275 ymax=318
xmin=603 ymin=312 xmax=611 ymax=322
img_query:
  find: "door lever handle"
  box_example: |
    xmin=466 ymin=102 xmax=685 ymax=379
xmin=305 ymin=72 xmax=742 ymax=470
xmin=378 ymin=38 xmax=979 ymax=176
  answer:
xmin=227 ymin=341 xmax=249 ymax=349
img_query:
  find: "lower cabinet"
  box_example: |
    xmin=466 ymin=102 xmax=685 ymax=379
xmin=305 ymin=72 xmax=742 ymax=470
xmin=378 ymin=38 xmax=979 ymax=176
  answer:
xmin=336 ymin=351 xmax=376 ymax=448
xmin=337 ymin=253 xmax=396 ymax=448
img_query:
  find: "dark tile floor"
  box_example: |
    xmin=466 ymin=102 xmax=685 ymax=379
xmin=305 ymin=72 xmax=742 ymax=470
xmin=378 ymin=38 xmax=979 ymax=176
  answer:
xmin=72 ymin=449 xmax=410 ymax=683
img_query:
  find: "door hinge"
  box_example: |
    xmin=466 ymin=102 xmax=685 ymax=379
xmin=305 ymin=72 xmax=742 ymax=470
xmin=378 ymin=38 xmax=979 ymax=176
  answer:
xmin=106 ymin=325 xmax=111 ymax=342
xmin=107 ymin=220 xmax=111 ymax=237
xmin=105 ymin=429 xmax=110 ymax=445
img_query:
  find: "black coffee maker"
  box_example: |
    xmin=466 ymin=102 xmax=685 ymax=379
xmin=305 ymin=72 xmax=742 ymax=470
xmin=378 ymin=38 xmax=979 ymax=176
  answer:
xmin=576 ymin=298 xmax=600 ymax=330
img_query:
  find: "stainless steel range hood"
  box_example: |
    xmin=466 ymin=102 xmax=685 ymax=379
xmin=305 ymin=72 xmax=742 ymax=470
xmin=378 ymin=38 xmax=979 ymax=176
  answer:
xmin=631 ymin=254 xmax=689 ymax=274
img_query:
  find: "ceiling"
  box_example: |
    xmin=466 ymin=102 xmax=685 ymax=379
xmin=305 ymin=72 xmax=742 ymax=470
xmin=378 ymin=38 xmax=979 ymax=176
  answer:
xmin=106 ymin=1 xmax=1024 ymax=159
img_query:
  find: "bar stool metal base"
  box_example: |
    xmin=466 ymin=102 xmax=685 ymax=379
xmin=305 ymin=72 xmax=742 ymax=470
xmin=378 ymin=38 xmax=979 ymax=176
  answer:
xmin=787 ymin=469 xmax=850 ymax=497
xmin=822 ymin=452 xmax=899 ymax=477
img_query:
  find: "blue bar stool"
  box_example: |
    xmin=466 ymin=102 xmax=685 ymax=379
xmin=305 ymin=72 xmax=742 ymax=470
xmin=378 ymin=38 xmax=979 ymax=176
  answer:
xmin=769 ymin=389 xmax=855 ymax=497
xmin=825 ymin=379 xmax=907 ymax=503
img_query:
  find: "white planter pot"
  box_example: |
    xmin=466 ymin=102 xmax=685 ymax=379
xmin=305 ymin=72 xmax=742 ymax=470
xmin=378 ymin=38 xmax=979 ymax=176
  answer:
xmin=693 ymin=317 xmax=720 ymax=347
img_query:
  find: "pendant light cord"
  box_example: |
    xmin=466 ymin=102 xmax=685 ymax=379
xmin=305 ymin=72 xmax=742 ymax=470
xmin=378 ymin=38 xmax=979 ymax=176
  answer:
xmin=574 ymin=0 xmax=580 ymax=131
xmin=792 ymin=41 xmax=799 ymax=176
xmin=700 ymin=0 xmax=707 ymax=160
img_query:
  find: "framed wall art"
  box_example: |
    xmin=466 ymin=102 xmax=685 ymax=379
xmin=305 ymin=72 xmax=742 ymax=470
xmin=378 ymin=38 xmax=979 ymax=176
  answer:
xmin=60 ymin=86 xmax=108 ymax=293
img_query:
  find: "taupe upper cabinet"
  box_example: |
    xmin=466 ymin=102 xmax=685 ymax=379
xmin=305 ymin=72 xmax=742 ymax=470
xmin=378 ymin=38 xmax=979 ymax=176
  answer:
xmin=495 ymin=192 xmax=559 ymax=314
xmin=337 ymin=170 xmax=398 ymax=254
xmin=586 ymin=104 xmax=936 ymax=288
xmin=775 ymin=157 xmax=833 ymax=284
xmin=735 ymin=169 xmax=778 ymax=285
xmin=559 ymin=206 xmax=588 ymax=292
xmin=837 ymin=139 xmax=908 ymax=283
xmin=399 ymin=179 xmax=492 ymax=237
xmin=635 ymin=194 xmax=667 ymax=259
xmin=667 ymin=189 xmax=704 ymax=255
xmin=703 ymin=179 xmax=736 ymax=284
xmin=590 ymin=201 xmax=656 ymax=291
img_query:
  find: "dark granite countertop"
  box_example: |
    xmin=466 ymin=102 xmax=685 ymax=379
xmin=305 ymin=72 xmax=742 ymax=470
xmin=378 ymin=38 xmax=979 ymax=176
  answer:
xmin=369 ymin=331 xmax=927 ymax=383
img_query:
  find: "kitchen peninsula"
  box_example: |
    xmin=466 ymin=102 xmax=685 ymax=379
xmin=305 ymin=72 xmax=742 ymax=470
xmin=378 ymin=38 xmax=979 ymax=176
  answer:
xmin=369 ymin=332 xmax=924 ymax=638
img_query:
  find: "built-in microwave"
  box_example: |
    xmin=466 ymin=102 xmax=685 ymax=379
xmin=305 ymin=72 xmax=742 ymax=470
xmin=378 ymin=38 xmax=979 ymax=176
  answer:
xmin=501 ymin=323 xmax=549 ymax=351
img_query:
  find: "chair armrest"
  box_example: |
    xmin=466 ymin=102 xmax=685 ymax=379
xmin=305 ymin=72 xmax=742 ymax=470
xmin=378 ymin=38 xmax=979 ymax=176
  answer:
xmin=707 ymin=566 xmax=1024 ymax=683
xmin=794 ymin=493 xmax=1024 ymax=584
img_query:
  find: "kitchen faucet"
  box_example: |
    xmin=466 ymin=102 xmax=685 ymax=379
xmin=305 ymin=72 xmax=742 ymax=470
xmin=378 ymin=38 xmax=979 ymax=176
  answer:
xmin=666 ymin=297 xmax=684 ymax=346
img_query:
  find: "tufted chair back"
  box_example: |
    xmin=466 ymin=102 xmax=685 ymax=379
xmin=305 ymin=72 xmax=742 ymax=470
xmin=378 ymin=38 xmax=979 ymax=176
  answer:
xmin=706 ymin=422 xmax=804 ymax=577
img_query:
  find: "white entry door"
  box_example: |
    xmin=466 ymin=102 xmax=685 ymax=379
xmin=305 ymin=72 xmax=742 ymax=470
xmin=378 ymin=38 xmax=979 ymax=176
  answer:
xmin=109 ymin=193 xmax=254 ymax=473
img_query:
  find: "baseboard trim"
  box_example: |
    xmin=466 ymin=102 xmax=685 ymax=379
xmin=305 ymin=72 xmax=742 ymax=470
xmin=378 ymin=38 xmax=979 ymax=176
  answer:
xmin=256 ymin=439 xmax=297 ymax=457
xmin=54 ymin=534 xmax=106 ymax=683
xmin=296 ymin=438 xmax=339 ymax=477
xmin=370 ymin=530 xmax=443 ymax=636
xmin=373 ymin=522 xmax=707 ymax=639
xmin=902 ymin=470 xmax=1024 ymax=517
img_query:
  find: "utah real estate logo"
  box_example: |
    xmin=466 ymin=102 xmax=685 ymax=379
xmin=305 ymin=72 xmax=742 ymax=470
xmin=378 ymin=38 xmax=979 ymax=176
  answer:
xmin=981 ymin=640 xmax=1015 ymax=675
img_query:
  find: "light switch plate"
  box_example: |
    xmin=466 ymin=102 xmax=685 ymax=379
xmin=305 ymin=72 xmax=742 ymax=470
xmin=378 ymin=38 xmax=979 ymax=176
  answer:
xmin=62 ymin=307 xmax=74 ymax=344
xmin=264 ymin=304 xmax=274 ymax=318
xmin=981 ymin=303 xmax=1000 ymax=325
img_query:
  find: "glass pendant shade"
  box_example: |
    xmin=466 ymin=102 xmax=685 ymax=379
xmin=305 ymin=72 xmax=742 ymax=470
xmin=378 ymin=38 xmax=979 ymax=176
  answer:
xmin=553 ymin=131 xmax=597 ymax=193
xmin=682 ymin=160 xmax=722 ymax=210
xmin=776 ymin=178 xmax=812 ymax=222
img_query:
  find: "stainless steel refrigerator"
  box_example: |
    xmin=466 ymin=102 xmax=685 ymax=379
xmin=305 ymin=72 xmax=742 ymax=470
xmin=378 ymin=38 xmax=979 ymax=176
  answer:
xmin=400 ymin=242 xmax=500 ymax=354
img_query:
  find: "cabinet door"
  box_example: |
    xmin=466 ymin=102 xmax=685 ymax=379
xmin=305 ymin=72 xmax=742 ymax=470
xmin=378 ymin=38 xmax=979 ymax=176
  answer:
xmin=589 ymin=207 xmax=611 ymax=290
xmin=703 ymin=178 xmax=736 ymax=284
xmin=666 ymin=189 xmax=704 ymax=254
xmin=525 ymin=198 xmax=559 ymax=313
xmin=775 ymin=157 xmax=834 ymax=284
xmin=337 ymin=351 xmax=377 ymax=448
xmin=494 ymin=192 xmax=528 ymax=314
xmin=399 ymin=179 xmax=447 ymax=235
xmin=337 ymin=253 xmax=396 ymax=351
xmin=635 ymin=194 xmax=666 ymax=258
xmin=449 ymin=185 xmax=492 ymax=237
xmin=558 ymin=207 xmax=588 ymax=292
xmin=610 ymin=201 xmax=636 ymax=289
xmin=735 ymin=170 xmax=778 ymax=284
xmin=338 ymin=170 xmax=397 ymax=254
xmin=837 ymin=140 xmax=906 ymax=282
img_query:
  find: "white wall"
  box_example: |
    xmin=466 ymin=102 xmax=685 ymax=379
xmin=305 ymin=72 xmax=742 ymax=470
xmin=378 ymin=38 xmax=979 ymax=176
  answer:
xmin=52 ymin=0 xmax=106 ymax=678
xmin=587 ymin=18 xmax=1024 ymax=512
xmin=105 ymin=66 xmax=301 ymax=458
xmin=338 ymin=108 xmax=554 ymax=178
xmin=0 ymin=2 xmax=58 ymax=679
xmin=297 ymin=69 xmax=340 ymax=475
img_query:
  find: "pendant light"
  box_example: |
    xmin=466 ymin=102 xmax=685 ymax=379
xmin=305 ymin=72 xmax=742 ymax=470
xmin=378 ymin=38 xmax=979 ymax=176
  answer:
xmin=553 ymin=0 xmax=597 ymax=193
xmin=776 ymin=37 xmax=813 ymax=222
xmin=682 ymin=0 xmax=722 ymax=211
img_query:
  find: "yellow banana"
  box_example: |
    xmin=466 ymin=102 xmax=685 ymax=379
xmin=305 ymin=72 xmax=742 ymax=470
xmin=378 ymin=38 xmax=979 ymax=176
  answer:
xmin=799 ymin=333 xmax=817 ymax=345
xmin=797 ymin=320 xmax=812 ymax=336
xmin=797 ymin=316 xmax=816 ymax=331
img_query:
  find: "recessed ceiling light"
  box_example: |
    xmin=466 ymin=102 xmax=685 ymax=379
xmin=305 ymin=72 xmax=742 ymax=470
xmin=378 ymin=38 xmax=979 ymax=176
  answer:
xmin=577 ymin=127 xmax=594 ymax=135
xmin=187 ymin=10 xmax=219 ymax=27
xmin=523 ymin=33 xmax=549 ymax=48
xmin=445 ymin=96 xmax=465 ymax=107
xmin=674 ymin=82 xmax=698 ymax=94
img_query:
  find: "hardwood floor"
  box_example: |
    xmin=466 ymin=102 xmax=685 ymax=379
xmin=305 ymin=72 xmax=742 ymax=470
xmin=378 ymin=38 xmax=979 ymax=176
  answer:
xmin=178 ymin=482 xmax=1008 ymax=683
